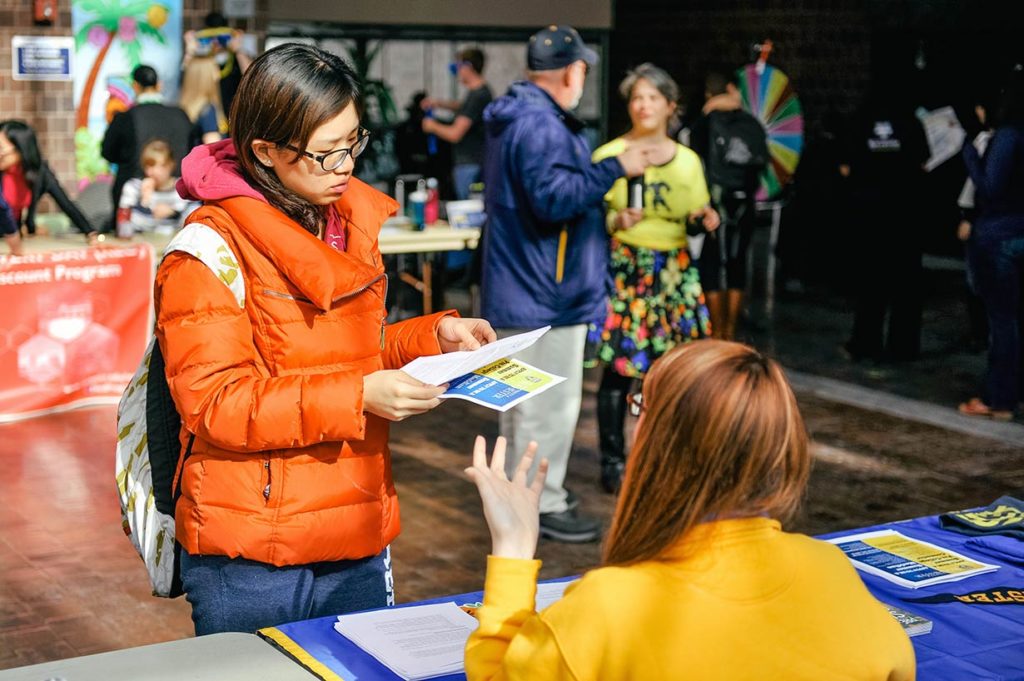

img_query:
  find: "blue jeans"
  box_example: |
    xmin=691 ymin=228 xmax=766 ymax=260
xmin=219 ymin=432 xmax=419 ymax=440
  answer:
xmin=970 ymin=233 xmax=1024 ymax=411
xmin=452 ymin=163 xmax=481 ymax=200
xmin=449 ymin=163 xmax=481 ymax=271
xmin=180 ymin=546 xmax=394 ymax=635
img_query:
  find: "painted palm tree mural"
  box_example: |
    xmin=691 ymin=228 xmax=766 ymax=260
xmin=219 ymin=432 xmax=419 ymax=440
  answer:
xmin=72 ymin=0 xmax=181 ymax=183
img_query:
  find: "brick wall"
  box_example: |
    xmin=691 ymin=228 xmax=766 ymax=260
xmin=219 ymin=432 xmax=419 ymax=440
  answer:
xmin=0 ymin=0 xmax=267 ymax=213
xmin=0 ymin=0 xmax=78 ymax=205
xmin=608 ymin=0 xmax=872 ymax=138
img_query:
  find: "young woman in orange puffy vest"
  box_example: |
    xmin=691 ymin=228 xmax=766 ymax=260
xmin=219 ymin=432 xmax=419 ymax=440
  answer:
xmin=155 ymin=43 xmax=495 ymax=635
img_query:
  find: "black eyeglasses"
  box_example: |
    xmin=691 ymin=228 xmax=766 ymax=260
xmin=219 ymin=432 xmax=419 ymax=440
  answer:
xmin=285 ymin=128 xmax=370 ymax=172
xmin=627 ymin=392 xmax=644 ymax=417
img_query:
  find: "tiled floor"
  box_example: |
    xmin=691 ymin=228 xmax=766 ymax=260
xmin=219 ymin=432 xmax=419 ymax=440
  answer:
xmin=1 ymin=370 xmax=1020 ymax=670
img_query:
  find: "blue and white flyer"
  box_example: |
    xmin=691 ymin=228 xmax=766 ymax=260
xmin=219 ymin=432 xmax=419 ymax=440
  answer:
xmin=440 ymin=357 xmax=564 ymax=411
xmin=401 ymin=327 xmax=565 ymax=411
xmin=827 ymin=530 xmax=998 ymax=588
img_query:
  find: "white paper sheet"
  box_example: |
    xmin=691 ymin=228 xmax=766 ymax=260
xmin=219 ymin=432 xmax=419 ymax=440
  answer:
xmin=333 ymin=602 xmax=479 ymax=680
xmin=535 ymin=579 xmax=578 ymax=611
xmin=402 ymin=326 xmax=550 ymax=386
xmin=827 ymin=529 xmax=999 ymax=589
xmin=917 ymin=105 xmax=966 ymax=172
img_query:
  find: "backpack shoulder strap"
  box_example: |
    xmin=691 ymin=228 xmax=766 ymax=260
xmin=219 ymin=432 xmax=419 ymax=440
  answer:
xmin=162 ymin=222 xmax=245 ymax=308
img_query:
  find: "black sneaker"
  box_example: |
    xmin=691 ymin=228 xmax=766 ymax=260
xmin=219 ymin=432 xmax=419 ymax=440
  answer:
xmin=564 ymin=488 xmax=580 ymax=512
xmin=539 ymin=508 xmax=601 ymax=543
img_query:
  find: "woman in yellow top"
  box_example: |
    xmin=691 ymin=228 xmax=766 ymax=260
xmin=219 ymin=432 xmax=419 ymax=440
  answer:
xmin=464 ymin=340 xmax=916 ymax=681
xmin=589 ymin=63 xmax=720 ymax=494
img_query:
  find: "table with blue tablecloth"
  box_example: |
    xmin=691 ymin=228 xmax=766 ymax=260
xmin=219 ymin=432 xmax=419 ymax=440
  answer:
xmin=821 ymin=515 xmax=1024 ymax=680
xmin=260 ymin=514 xmax=1024 ymax=681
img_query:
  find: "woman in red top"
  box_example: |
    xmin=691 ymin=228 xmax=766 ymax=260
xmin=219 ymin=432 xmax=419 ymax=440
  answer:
xmin=0 ymin=120 xmax=98 ymax=247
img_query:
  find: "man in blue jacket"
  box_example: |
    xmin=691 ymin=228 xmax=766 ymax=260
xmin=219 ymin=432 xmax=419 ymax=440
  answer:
xmin=481 ymin=25 xmax=648 ymax=542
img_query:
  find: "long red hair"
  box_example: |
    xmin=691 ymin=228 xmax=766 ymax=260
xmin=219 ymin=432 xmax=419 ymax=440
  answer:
xmin=603 ymin=340 xmax=810 ymax=566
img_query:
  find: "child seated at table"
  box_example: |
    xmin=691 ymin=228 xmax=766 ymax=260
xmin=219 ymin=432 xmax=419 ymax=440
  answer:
xmin=463 ymin=340 xmax=915 ymax=680
xmin=116 ymin=140 xmax=195 ymax=238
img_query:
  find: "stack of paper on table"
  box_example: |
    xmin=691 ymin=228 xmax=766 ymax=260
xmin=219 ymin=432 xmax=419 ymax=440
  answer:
xmin=535 ymin=579 xmax=578 ymax=611
xmin=333 ymin=602 xmax=479 ymax=680
xmin=827 ymin=529 xmax=999 ymax=588
xmin=402 ymin=327 xmax=565 ymax=412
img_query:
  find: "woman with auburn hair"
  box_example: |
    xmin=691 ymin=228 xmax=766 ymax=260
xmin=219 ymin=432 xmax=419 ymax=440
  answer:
xmin=158 ymin=43 xmax=494 ymax=634
xmin=464 ymin=341 xmax=915 ymax=680
xmin=179 ymin=56 xmax=228 ymax=145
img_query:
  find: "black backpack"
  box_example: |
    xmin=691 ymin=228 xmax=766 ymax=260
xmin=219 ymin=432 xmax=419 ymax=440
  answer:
xmin=706 ymin=111 xmax=769 ymax=193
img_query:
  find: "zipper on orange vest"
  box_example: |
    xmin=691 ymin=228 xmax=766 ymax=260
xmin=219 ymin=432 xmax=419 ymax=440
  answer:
xmin=380 ymin=274 xmax=389 ymax=349
xmin=555 ymin=226 xmax=568 ymax=284
xmin=263 ymin=273 xmax=388 ymax=308
xmin=263 ymin=460 xmax=270 ymax=501
xmin=262 ymin=273 xmax=388 ymax=349
xmin=335 ymin=272 xmax=388 ymax=306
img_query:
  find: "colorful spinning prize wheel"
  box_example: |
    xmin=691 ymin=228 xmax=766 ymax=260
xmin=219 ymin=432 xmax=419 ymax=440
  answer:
xmin=737 ymin=63 xmax=804 ymax=201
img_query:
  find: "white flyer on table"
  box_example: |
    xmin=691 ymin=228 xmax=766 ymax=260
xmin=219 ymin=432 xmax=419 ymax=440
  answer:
xmin=827 ymin=529 xmax=999 ymax=589
xmin=333 ymin=602 xmax=479 ymax=680
xmin=535 ymin=579 xmax=579 ymax=611
xmin=402 ymin=326 xmax=550 ymax=386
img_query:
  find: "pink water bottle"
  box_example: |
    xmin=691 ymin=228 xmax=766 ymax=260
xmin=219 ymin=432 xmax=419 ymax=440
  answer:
xmin=424 ymin=177 xmax=440 ymax=225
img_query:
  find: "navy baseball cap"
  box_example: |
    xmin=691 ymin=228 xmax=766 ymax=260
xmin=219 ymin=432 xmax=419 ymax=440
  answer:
xmin=527 ymin=25 xmax=598 ymax=71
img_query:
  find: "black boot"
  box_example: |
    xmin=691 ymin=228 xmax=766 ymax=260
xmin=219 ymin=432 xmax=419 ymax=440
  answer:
xmin=597 ymin=384 xmax=628 ymax=494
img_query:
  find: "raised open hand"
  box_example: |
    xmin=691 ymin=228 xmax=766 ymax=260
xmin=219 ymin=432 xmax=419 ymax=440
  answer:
xmin=465 ymin=436 xmax=548 ymax=560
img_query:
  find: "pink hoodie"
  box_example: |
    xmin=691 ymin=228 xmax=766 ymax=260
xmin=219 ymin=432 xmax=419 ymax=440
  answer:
xmin=177 ymin=139 xmax=347 ymax=251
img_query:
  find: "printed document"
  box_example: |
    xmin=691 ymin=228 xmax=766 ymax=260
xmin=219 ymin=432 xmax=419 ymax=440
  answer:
xmin=333 ymin=602 xmax=479 ymax=680
xmin=442 ymin=357 xmax=564 ymax=412
xmin=402 ymin=327 xmax=565 ymax=411
xmin=916 ymin=105 xmax=966 ymax=172
xmin=535 ymin=579 xmax=578 ymax=611
xmin=827 ymin=529 xmax=998 ymax=588
xmin=403 ymin=326 xmax=549 ymax=385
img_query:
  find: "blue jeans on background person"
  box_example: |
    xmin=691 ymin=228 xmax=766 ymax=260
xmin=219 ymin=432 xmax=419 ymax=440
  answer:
xmin=452 ymin=163 xmax=481 ymax=200
xmin=449 ymin=163 xmax=481 ymax=272
xmin=970 ymin=233 xmax=1024 ymax=412
xmin=180 ymin=546 xmax=393 ymax=635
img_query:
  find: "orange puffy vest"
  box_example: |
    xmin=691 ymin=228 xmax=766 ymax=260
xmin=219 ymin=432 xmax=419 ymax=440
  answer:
xmin=154 ymin=180 xmax=451 ymax=566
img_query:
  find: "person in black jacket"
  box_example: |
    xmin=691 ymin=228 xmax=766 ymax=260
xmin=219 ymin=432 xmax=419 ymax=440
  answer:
xmin=687 ymin=71 xmax=768 ymax=340
xmin=0 ymin=120 xmax=97 ymax=244
xmin=102 ymin=65 xmax=193 ymax=231
xmin=838 ymin=82 xmax=929 ymax=362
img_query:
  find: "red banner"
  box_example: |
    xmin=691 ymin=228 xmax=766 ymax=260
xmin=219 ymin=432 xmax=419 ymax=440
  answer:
xmin=0 ymin=244 xmax=153 ymax=421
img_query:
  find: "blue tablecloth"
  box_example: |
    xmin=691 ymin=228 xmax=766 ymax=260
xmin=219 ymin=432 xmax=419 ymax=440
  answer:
xmin=819 ymin=515 xmax=1024 ymax=681
xmin=261 ymin=516 xmax=1024 ymax=681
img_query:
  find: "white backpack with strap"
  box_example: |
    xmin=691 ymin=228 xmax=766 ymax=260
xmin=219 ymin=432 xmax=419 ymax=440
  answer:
xmin=115 ymin=224 xmax=244 ymax=597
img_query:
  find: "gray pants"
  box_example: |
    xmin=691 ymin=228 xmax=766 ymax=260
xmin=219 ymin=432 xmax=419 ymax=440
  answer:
xmin=497 ymin=324 xmax=586 ymax=514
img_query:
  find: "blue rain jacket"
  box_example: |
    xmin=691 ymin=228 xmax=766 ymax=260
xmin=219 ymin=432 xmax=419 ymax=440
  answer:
xmin=481 ymin=81 xmax=623 ymax=328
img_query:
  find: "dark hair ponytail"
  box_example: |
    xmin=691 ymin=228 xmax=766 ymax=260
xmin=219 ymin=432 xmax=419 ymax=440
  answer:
xmin=230 ymin=43 xmax=362 ymax=234
xmin=0 ymin=120 xmax=43 ymax=187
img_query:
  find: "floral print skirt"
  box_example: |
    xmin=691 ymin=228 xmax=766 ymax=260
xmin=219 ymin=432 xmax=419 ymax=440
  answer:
xmin=587 ymin=240 xmax=710 ymax=378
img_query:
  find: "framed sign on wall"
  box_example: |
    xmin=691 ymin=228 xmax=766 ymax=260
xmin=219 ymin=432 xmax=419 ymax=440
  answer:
xmin=12 ymin=35 xmax=75 ymax=81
